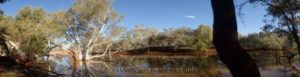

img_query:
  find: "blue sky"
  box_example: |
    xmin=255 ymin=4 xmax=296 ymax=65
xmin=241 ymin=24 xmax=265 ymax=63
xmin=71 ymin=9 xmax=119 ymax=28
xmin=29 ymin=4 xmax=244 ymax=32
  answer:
xmin=0 ymin=0 xmax=267 ymax=35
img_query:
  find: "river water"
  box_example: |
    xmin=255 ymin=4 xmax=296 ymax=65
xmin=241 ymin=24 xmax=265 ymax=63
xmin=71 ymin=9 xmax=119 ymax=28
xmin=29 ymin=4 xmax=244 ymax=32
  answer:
xmin=47 ymin=51 xmax=300 ymax=77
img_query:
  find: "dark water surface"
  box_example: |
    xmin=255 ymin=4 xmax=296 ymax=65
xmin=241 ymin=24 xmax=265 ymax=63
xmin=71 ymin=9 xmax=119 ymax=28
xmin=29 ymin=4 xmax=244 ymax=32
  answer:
xmin=47 ymin=51 xmax=300 ymax=77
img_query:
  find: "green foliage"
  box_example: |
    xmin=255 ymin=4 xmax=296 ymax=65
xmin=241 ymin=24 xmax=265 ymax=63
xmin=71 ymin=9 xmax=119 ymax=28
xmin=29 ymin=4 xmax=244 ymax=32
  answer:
xmin=248 ymin=0 xmax=300 ymax=50
xmin=169 ymin=27 xmax=194 ymax=48
xmin=116 ymin=25 xmax=213 ymax=51
xmin=191 ymin=25 xmax=213 ymax=51
xmin=0 ymin=6 xmax=66 ymax=59
xmin=151 ymin=27 xmax=194 ymax=49
xmin=66 ymin=0 xmax=122 ymax=46
xmin=120 ymin=24 xmax=159 ymax=49
xmin=20 ymin=35 xmax=47 ymax=59
xmin=70 ymin=0 xmax=118 ymax=23
xmin=240 ymin=32 xmax=291 ymax=49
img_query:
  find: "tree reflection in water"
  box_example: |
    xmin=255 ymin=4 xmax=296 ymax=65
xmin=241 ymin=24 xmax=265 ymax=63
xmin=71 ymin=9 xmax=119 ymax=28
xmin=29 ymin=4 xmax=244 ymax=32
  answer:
xmin=45 ymin=51 xmax=300 ymax=77
xmin=48 ymin=55 xmax=221 ymax=77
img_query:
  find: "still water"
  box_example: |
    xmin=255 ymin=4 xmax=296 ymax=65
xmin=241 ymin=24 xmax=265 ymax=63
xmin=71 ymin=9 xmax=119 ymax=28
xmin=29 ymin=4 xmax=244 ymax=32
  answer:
xmin=47 ymin=51 xmax=300 ymax=77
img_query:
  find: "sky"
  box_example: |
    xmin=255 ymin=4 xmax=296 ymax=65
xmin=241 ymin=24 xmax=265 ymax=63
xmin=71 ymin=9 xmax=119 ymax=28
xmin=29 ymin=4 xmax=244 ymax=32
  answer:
xmin=0 ymin=0 xmax=267 ymax=35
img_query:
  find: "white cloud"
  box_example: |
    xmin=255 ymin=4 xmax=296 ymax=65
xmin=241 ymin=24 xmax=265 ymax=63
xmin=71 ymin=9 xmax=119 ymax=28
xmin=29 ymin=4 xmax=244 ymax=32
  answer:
xmin=185 ymin=16 xmax=196 ymax=19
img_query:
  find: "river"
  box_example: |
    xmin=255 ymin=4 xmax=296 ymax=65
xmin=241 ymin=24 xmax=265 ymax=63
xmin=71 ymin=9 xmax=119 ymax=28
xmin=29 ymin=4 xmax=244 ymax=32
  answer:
xmin=46 ymin=51 xmax=300 ymax=77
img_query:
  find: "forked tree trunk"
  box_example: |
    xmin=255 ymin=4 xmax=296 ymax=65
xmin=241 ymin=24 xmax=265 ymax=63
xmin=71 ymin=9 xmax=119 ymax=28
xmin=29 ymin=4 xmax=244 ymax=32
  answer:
xmin=211 ymin=0 xmax=260 ymax=77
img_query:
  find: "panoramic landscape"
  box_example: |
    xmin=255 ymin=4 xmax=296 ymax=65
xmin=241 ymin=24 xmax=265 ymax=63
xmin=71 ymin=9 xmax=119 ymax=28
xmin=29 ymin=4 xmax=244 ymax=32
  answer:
xmin=0 ymin=0 xmax=300 ymax=77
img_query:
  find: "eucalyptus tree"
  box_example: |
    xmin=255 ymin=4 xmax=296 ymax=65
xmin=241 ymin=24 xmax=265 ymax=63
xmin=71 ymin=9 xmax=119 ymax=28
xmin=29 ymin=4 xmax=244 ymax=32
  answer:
xmin=192 ymin=25 xmax=213 ymax=51
xmin=170 ymin=27 xmax=194 ymax=49
xmin=0 ymin=0 xmax=9 ymax=55
xmin=211 ymin=0 xmax=260 ymax=76
xmin=240 ymin=33 xmax=264 ymax=49
xmin=148 ymin=33 xmax=170 ymax=47
xmin=115 ymin=29 xmax=134 ymax=50
xmin=124 ymin=24 xmax=159 ymax=49
xmin=131 ymin=25 xmax=146 ymax=49
xmin=248 ymin=0 xmax=300 ymax=56
xmin=142 ymin=26 xmax=159 ymax=48
xmin=64 ymin=0 xmax=122 ymax=61
xmin=240 ymin=32 xmax=288 ymax=49
xmin=0 ymin=16 xmax=12 ymax=55
xmin=93 ymin=25 xmax=126 ymax=56
xmin=0 ymin=6 xmax=66 ymax=61
xmin=155 ymin=27 xmax=193 ymax=48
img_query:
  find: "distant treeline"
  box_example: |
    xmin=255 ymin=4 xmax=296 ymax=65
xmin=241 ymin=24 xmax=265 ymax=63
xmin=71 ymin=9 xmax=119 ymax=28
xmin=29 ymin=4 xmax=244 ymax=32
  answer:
xmin=110 ymin=24 xmax=213 ymax=52
xmin=239 ymin=32 xmax=295 ymax=50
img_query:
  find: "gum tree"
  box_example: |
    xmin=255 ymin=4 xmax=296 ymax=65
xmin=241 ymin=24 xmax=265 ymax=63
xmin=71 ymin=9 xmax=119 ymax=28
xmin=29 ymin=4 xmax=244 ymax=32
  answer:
xmin=211 ymin=0 xmax=260 ymax=76
xmin=65 ymin=0 xmax=122 ymax=61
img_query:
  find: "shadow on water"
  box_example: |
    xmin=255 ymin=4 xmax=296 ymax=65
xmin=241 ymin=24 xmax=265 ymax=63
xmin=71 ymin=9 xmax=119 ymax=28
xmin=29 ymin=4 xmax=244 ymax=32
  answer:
xmin=126 ymin=47 xmax=196 ymax=55
xmin=0 ymin=56 xmax=52 ymax=77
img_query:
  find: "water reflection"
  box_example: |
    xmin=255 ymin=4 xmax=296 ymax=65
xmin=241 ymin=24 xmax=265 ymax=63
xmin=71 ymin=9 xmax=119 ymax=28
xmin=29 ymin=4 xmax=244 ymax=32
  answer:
xmin=47 ymin=51 xmax=300 ymax=77
xmin=48 ymin=55 xmax=221 ymax=77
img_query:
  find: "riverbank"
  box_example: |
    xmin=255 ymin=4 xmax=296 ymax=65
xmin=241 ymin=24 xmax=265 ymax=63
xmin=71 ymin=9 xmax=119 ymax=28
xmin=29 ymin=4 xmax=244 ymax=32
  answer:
xmin=112 ymin=47 xmax=289 ymax=56
xmin=113 ymin=48 xmax=217 ymax=56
